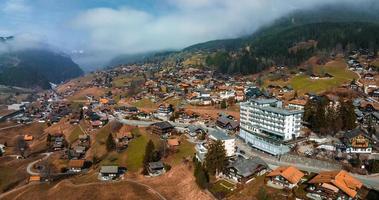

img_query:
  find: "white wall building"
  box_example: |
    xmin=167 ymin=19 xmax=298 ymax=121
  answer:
xmin=195 ymin=131 xmax=236 ymax=162
xmin=239 ymin=98 xmax=303 ymax=155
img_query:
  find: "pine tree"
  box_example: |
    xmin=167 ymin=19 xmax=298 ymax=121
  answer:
xmin=205 ymin=140 xmax=228 ymax=175
xmin=220 ymin=99 xmax=227 ymax=109
xmin=193 ymin=160 xmax=209 ymax=189
xmin=340 ymin=100 xmax=357 ymax=130
xmin=106 ymin=133 xmax=116 ymax=152
xmin=142 ymin=140 xmax=155 ymax=174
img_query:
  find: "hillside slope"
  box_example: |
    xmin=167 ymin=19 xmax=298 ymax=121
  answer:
xmin=0 ymin=49 xmax=84 ymax=89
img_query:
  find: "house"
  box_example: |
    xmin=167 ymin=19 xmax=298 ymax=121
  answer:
xmin=150 ymin=121 xmax=174 ymax=137
xmin=91 ymin=120 xmax=103 ymax=128
xmin=307 ymin=170 xmax=363 ymax=200
xmin=225 ymin=156 xmax=268 ymax=183
xmin=342 ymin=129 xmax=372 ymax=154
xmin=117 ymin=126 xmax=133 ymax=142
xmin=266 ymin=166 xmax=304 ymax=189
xmin=363 ymin=73 xmax=375 ymax=80
xmin=310 ymin=74 xmax=320 ymax=80
xmin=99 ymin=166 xmax=119 ymax=181
xmin=78 ymin=134 xmax=89 ymax=143
xmin=24 ymin=135 xmax=33 ymax=141
xmin=53 ymin=136 xmax=65 ymax=151
xmin=147 ymin=161 xmax=165 ymax=176
xmin=74 ymin=146 xmax=86 ymax=155
xmin=68 ymin=159 xmax=85 ymax=172
xmin=216 ymin=115 xmax=239 ymax=131
xmin=29 ymin=175 xmax=41 ymax=182
xmin=186 ymin=125 xmax=205 ymax=137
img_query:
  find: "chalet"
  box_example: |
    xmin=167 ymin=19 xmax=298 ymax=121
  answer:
xmin=225 ymin=157 xmax=268 ymax=183
xmin=150 ymin=121 xmax=174 ymax=136
xmin=78 ymin=134 xmax=89 ymax=143
xmin=307 ymin=170 xmax=363 ymax=200
xmin=29 ymin=175 xmax=41 ymax=182
xmin=342 ymin=129 xmax=372 ymax=154
xmin=186 ymin=125 xmax=205 ymax=137
xmin=370 ymin=88 xmax=379 ymax=98
xmin=91 ymin=120 xmax=103 ymax=128
xmin=117 ymin=126 xmax=133 ymax=142
xmin=266 ymin=166 xmax=304 ymax=189
xmin=363 ymin=73 xmax=375 ymax=80
xmin=155 ymin=104 xmax=173 ymax=120
xmin=74 ymin=146 xmax=86 ymax=155
xmin=68 ymin=159 xmax=85 ymax=172
xmin=310 ymin=74 xmax=320 ymax=80
xmin=147 ymin=161 xmax=165 ymax=176
xmin=216 ymin=115 xmax=239 ymax=131
xmin=53 ymin=136 xmax=65 ymax=151
xmin=99 ymin=166 xmax=120 ymax=181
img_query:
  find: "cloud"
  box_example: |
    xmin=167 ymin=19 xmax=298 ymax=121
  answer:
xmin=2 ymin=0 xmax=31 ymax=13
xmin=72 ymin=0 xmax=362 ymax=57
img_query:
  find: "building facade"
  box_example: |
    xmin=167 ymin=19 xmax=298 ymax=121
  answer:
xmin=239 ymin=99 xmax=303 ymax=155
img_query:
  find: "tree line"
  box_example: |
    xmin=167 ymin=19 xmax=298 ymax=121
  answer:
xmin=303 ymin=96 xmax=357 ymax=135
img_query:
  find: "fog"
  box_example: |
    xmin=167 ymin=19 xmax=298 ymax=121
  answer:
xmin=0 ymin=0 xmax=377 ymax=70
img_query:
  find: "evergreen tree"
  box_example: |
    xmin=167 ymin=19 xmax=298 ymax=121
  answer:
xmin=142 ymin=140 xmax=155 ymax=174
xmin=106 ymin=133 xmax=116 ymax=152
xmin=340 ymin=100 xmax=357 ymax=130
xmin=205 ymin=140 xmax=228 ymax=175
xmin=193 ymin=160 xmax=209 ymax=189
xmin=220 ymin=99 xmax=227 ymax=109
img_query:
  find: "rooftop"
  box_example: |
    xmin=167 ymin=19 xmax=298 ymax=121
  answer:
xmin=308 ymin=170 xmax=363 ymax=198
xmin=208 ymin=130 xmax=233 ymax=141
xmin=267 ymin=166 xmax=304 ymax=184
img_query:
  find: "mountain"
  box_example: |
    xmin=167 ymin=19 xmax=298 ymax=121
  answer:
xmin=0 ymin=49 xmax=84 ymax=89
xmin=108 ymin=50 xmax=177 ymax=67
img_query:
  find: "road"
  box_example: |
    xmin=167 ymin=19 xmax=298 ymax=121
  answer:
xmin=0 ymin=124 xmax=24 ymax=132
xmin=26 ymin=152 xmax=52 ymax=175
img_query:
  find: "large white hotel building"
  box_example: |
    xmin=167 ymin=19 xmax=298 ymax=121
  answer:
xmin=239 ymin=98 xmax=303 ymax=155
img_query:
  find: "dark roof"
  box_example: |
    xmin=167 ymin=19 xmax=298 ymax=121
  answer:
xmin=148 ymin=161 xmax=164 ymax=170
xmin=151 ymin=121 xmax=174 ymax=129
xmin=228 ymin=157 xmax=268 ymax=177
xmin=344 ymin=129 xmax=370 ymax=140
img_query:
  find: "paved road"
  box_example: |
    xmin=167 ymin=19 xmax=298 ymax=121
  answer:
xmin=26 ymin=153 xmax=52 ymax=175
xmin=0 ymin=124 xmax=24 ymax=132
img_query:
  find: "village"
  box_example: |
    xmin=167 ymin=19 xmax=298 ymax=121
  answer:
xmin=1 ymin=49 xmax=379 ymax=200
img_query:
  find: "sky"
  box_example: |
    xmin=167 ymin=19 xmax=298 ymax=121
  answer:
xmin=0 ymin=0 xmax=371 ymax=69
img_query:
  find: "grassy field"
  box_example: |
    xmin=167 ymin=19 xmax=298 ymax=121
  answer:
xmin=132 ymin=98 xmax=156 ymax=109
xmin=68 ymin=125 xmax=84 ymax=143
xmin=264 ymin=59 xmax=358 ymax=94
xmin=125 ymin=129 xmax=161 ymax=172
xmin=170 ymin=138 xmax=195 ymax=165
